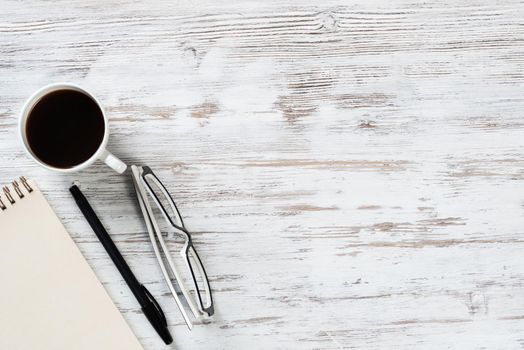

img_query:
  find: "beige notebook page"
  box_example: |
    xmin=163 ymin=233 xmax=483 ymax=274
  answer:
xmin=0 ymin=180 xmax=144 ymax=350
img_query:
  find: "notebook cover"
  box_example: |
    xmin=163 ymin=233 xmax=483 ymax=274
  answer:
xmin=0 ymin=180 xmax=144 ymax=350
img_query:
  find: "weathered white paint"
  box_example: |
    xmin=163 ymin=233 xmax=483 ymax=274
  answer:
xmin=1 ymin=1 xmax=524 ymax=349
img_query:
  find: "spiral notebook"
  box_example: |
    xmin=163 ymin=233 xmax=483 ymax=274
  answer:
xmin=0 ymin=177 xmax=144 ymax=350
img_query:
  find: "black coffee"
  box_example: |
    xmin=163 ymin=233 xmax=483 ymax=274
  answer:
xmin=26 ymin=89 xmax=105 ymax=169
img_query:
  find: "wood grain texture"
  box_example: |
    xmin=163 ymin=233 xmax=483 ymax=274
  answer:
xmin=1 ymin=0 xmax=524 ymax=349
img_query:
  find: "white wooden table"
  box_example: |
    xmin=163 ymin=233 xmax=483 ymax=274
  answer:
xmin=1 ymin=1 xmax=524 ymax=349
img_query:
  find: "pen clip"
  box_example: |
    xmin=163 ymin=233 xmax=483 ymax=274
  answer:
xmin=141 ymin=284 xmax=167 ymax=327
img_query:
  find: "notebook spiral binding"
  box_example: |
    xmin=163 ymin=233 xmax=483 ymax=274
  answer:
xmin=0 ymin=177 xmax=33 ymax=211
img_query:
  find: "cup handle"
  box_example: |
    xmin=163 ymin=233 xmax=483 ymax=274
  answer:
xmin=99 ymin=149 xmax=127 ymax=174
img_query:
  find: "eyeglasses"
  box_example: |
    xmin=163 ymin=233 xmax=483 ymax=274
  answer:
xmin=131 ymin=165 xmax=213 ymax=330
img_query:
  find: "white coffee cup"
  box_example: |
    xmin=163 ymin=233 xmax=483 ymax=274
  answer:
xmin=19 ymin=83 xmax=127 ymax=174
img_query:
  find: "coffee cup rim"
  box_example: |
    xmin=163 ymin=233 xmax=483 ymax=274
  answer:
xmin=19 ymin=83 xmax=110 ymax=173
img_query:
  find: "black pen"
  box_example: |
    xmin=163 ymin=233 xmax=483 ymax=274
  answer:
xmin=70 ymin=185 xmax=173 ymax=345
